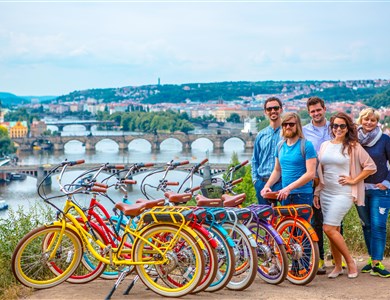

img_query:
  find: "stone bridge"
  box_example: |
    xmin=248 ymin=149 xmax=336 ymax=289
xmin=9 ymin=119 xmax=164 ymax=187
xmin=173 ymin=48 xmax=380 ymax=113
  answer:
xmin=12 ymin=132 xmax=256 ymax=151
xmin=0 ymin=163 xmax=231 ymax=186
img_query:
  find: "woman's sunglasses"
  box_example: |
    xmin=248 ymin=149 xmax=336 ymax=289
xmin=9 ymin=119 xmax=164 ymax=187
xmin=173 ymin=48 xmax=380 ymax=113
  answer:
xmin=332 ymin=124 xmax=347 ymax=130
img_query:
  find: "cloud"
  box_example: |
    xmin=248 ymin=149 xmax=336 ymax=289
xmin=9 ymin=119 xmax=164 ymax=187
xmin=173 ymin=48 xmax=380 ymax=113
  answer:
xmin=0 ymin=2 xmax=389 ymax=95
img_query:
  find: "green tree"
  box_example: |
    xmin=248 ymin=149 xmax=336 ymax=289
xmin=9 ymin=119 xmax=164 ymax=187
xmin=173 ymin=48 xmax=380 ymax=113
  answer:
xmin=226 ymin=113 xmax=241 ymax=123
xmin=0 ymin=126 xmax=16 ymax=156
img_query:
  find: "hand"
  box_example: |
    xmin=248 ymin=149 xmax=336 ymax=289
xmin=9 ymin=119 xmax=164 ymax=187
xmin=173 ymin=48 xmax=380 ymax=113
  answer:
xmin=375 ymin=183 xmax=388 ymax=190
xmin=313 ymin=196 xmax=321 ymax=209
xmin=277 ymin=187 xmax=291 ymax=200
xmin=338 ymin=175 xmax=353 ymax=186
xmin=261 ymin=186 xmax=271 ymax=197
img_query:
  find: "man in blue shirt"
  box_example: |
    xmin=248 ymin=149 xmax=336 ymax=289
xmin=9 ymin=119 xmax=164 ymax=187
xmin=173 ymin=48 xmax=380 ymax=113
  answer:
xmin=302 ymin=96 xmax=331 ymax=275
xmin=261 ymin=112 xmax=317 ymax=216
xmin=251 ymin=96 xmax=283 ymax=205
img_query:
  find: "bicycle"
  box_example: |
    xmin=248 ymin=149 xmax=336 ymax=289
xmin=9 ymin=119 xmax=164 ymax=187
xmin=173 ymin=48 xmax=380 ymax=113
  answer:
xmin=263 ymin=191 xmax=320 ymax=285
xmin=12 ymin=160 xmax=206 ymax=298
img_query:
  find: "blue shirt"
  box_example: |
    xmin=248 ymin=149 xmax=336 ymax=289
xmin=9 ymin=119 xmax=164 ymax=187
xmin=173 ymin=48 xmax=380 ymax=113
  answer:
xmin=276 ymin=138 xmax=317 ymax=194
xmin=303 ymin=120 xmax=331 ymax=153
xmin=251 ymin=125 xmax=281 ymax=181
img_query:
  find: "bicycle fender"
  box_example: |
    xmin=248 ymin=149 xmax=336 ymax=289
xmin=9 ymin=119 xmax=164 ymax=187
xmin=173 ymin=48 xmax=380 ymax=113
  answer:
xmin=258 ymin=220 xmax=285 ymax=245
xmin=225 ymin=221 xmax=257 ymax=248
xmin=295 ymin=218 xmax=319 ymax=242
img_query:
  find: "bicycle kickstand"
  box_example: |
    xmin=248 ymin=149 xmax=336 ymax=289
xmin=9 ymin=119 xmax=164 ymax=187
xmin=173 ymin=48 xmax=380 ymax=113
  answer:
xmin=105 ymin=268 xmax=130 ymax=300
xmin=123 ymin=274 xmax=139 ymax=295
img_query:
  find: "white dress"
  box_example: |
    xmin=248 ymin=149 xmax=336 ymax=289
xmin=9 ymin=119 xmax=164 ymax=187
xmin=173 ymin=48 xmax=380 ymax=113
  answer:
xmin=319 ymin=143 xmax=353 ymax=226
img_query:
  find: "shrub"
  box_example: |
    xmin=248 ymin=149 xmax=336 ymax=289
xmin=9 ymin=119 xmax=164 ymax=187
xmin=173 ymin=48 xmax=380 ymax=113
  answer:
xmin=0 ymin=203 xmax=54 ymax=299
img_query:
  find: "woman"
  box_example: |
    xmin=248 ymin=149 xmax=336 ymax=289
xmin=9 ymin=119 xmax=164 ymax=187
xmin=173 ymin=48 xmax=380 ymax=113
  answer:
xmin=314 ymin=112 xmax=376 ymax=279
xmin=356 ymin=108 xmax=390 ymax=278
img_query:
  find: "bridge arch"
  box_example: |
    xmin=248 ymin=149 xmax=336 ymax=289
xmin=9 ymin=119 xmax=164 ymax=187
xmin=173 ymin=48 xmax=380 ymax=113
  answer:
xmin=128 ymin=138 xmax=152 ymax=151
xmin=95 ymin=138 xmax=120 ymax=152
xmin=160 ymin=138 xmax=184 ymax=151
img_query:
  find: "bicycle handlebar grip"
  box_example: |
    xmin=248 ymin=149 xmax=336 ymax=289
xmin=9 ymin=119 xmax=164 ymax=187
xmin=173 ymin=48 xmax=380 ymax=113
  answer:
xmin=191 ymin=186 xmax=201 ymax=192
xmin=107 ymin=165 xmax=125 ymax=170
xmin=122 ymin=179 xmax=137 ymax=185
xmin=140 ymin=162 xmax=154 ymax=168
xmin=91 ymin=186 xmax=107 ymax=193
xmin=94 ymin=182 xmax=109 ymax=188
xmin=166 ymin=181 xmax=179 ymax=186
xmin=66 ymin=159 xmax=85 ymax=166
xmin=199 ymin=158 xmax=208 ymax=165
xmin=231 ymin=178 xmax=243 ymax=185
xmin=241 ymin=160 xmax=249 ymax=166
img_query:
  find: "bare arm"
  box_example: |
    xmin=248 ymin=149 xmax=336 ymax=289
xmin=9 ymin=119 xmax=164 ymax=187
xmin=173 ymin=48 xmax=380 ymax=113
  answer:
xmin=260 ymin=158 xmax=281 ymax=196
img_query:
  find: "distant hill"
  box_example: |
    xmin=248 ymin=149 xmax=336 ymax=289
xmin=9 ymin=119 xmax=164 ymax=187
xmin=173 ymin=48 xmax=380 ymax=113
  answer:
xmin=0 ymin=93 xmax=57 ymax=106
xmin=0 ymin=92 xmax=27 ymax=106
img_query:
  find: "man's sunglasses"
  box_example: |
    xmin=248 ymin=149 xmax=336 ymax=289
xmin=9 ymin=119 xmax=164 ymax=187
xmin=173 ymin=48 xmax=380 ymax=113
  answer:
xmin=282 ymin=122 xmax=296 ymax=128
xmin=265 ymin=106 xmax=280 ymax=112
xmin=332 ymin=124 xmax=347 ymax=130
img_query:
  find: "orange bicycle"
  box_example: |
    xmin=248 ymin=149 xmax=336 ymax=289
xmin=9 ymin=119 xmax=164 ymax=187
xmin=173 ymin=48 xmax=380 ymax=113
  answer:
xmin=263 ymin=191 xmax=319 ymax=285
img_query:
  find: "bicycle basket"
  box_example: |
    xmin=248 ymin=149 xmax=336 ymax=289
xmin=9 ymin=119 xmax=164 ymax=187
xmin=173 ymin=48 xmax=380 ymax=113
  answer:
xmin=200 ymin=177 xmax=225 ymax=198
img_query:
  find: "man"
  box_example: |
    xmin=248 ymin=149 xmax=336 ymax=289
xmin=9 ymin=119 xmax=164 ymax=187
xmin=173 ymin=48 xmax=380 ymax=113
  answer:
xmin=261 ymin=112 xmax=317 ymax=215
xmin=251 ymin=96 xmax=283 ymax=205
xmin=302 ymin=96 xmax=331 ymax=275
xmin=261 ymin=112 xmax=317 ymax=276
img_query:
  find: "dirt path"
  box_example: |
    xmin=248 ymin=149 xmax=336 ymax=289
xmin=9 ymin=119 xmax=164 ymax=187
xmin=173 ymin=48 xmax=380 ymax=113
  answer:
xmin=20 ymin=257 xmax=390 ymax=300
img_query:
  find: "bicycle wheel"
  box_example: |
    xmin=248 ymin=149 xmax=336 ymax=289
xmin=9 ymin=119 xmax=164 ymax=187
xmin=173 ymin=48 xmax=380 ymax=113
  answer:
xmin=202 ymin=224 xmax=235 ymax=292
xmin=191 ymin=226 xmax=218 ymax=293
xmin=247 ymin=222 xmax=288 ymax=285
xmin=277 ymin=218 xmax=319 ymax=285
xmin=223 ymin=222 xmax=257 ymax=291
xmin=133 ymin=224 xmax=205 ymax=297
xmin=12 ymin=225 xmax=83 ymax=289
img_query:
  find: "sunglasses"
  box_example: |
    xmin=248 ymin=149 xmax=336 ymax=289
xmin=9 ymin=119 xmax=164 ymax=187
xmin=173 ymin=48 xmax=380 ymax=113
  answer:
xmin=265 ymin=106 xmax=280 ymax=112
xmin=332 ymin=124 xmax=347 ymax=130
xmin=282 ymin=122 xmax=296 ymax=128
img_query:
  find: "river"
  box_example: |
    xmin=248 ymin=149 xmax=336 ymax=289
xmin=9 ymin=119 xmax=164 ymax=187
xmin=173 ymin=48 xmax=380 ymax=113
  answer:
xmin=0 ymin=124 xmax=253 ymax=218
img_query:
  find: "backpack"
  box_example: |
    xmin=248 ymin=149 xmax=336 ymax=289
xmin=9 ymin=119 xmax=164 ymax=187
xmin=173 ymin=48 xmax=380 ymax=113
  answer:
xmin=277 ymin=138 xmax=307 ymax=159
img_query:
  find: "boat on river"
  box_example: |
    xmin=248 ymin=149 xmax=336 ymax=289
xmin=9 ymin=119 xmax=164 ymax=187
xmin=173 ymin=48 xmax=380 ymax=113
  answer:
xmin=0 ymin=200 xmax=9 ymax=211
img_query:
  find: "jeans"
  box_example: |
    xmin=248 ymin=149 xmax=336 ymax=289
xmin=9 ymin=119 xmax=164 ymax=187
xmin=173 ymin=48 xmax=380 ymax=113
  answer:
xmin=254 ymin=180 xmax=282 ymax=205
xmin=356 ymin=189 xmax=390 ymax=261
xmin=311 ymin=205 xmax=325 ymax=261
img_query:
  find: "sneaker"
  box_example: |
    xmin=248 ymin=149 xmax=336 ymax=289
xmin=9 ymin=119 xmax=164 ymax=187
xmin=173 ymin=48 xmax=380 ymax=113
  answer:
xmin=332 ymin=259 xmax=347 ymax=269
xmin=361 ymin=257 xmax=372 ymax=273
xmin=317 ymin=259 xmax=326 ymax=275
xmin=370 ymin=262 xmax=390 ymax=278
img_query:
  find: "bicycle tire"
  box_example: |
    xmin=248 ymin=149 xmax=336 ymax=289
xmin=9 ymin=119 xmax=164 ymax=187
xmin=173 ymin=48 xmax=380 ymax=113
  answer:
xmin=247 ymin=222 xmax=288 ymax=285
xmin=133 ymin=224 xmax=205 ymax=297
xmin=223 ymin=222 xmax=258 ymax=291
xmin=191 ymin=226 xmax=218 ymax=293
xmin=202 ymin=224 xmax=235 ymax=292
xmin=12 ymin=225 xmax=83 ymax=289
xmin=277 ymin=218 xmax=319 ymax=285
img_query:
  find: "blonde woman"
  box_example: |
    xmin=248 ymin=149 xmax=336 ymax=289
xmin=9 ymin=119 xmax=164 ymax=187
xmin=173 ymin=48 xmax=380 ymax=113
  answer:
xmin=356 ymin=108 xmax=390 ymax=277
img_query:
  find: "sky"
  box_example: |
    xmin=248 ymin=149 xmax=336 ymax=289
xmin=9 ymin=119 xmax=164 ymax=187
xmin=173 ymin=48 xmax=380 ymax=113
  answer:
xmin=1 ymin=1 xmax=390 ymax=96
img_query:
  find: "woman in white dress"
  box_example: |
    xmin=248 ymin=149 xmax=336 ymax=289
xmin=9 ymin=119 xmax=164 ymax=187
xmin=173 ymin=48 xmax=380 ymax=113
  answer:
xmin=314 ymin=112 xmax=376 ymax=279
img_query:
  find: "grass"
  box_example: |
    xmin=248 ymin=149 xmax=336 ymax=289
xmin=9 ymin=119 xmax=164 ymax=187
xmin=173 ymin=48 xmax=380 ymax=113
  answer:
xmin=0 ymin=203 xmax=54 ymax=300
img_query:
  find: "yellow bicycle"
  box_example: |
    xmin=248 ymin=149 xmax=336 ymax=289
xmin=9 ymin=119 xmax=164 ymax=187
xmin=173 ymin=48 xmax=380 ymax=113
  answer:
xmin=11 ymin=160 xmax=205 ymax=298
